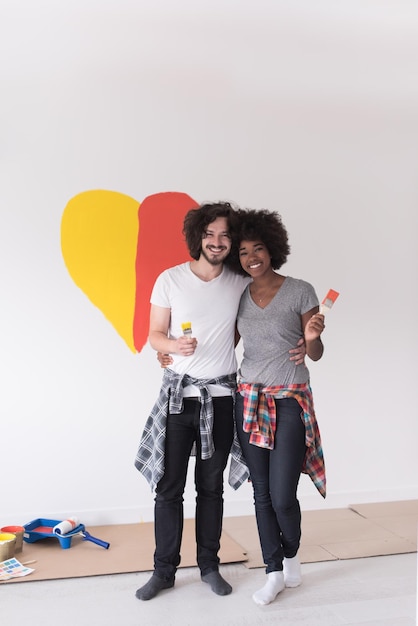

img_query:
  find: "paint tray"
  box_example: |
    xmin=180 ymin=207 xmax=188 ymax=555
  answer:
xmin=23 ymin=518 xmax=83 ymax=549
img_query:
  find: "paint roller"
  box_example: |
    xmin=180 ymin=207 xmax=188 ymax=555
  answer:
xmin=53 ymin=517 xmax=110 ymax=549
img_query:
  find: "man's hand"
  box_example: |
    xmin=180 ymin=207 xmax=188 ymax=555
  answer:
xmin=156 ymin=335 xmax=198 ymax=368
xmin=175 ymin=335 xmax=198 ymax=356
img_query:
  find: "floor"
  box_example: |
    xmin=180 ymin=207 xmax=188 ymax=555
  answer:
xmin=2 ymin=552 xmax=416 ymax=626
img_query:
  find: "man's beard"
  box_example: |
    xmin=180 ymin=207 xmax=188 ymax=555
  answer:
xmin=200 ymin=247 xmax=229 ymax=266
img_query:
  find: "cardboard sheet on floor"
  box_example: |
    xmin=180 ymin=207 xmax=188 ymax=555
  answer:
xmin=349 ymin=500 xmax=418 ymax=548
xmin=1 ymin=519 xmax=247 ymax=584
xmin=3 ymin=501 xmax=416 ymax=581
xmin=223 ymin=502 xmax=417 ymax=569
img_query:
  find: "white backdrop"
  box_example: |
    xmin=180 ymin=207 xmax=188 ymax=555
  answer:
xmin=1 ymin=0 xmax=417 ymax=527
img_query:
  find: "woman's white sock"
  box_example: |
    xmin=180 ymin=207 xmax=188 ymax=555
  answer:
xmin=283 ymin=555 xmax=302 ymax=587
xmin=252 ymin=571 xmax=285 ymax=605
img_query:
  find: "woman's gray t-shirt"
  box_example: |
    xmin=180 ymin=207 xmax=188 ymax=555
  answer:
xmin=236 ymin=276 xmax=319 ymax=387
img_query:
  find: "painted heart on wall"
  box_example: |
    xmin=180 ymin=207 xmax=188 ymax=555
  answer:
xmin=61 ymin=190 xmax=198 ymax=352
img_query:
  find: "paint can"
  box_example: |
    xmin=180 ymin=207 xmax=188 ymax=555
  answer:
xmin=0 ymin=533 xmax=17 ymax=561
xmin=1 ymin=526 xmax=25 ymax=552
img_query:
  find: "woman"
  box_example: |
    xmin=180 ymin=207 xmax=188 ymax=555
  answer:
xmin=229 ymin=208 xmax=326 ymax=606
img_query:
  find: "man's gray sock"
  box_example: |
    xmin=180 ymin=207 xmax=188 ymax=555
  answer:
xmin=201 ymin=571 xmax=232 ymax=596
xmin=135 ymin=573 xmax=175 ymax=601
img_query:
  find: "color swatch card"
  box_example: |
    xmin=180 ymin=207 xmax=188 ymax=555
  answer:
xmin=0 ymin=558 xmax=34 ymax=581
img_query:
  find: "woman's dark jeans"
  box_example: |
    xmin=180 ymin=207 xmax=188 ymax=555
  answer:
xmin=154 ymin=396 xmax=234 ymax=581
xmin=235 ymin=393 xmax=306 ymax=573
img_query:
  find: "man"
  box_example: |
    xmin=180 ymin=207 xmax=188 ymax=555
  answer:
xmin=134 ymin=201 xmax=304 ymax=601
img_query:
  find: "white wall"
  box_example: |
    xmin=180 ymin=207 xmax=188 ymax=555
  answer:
xmin=1 ymin=0 xmax=417 ymax=527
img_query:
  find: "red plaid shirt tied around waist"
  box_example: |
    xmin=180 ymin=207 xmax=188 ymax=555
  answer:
xmin=237 ymin=382 xmax=326 ymax=498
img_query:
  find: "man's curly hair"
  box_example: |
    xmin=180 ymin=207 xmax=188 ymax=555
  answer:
xmin=229 ymin=208 xmax=291 ymax=276
xmin=183 ymin=201 xmax=237 ymax=265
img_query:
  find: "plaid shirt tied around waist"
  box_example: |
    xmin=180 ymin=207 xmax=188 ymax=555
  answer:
xmin=135 ymin=368 xmax=237 ymax=491
xmin=237 ymin=381 xmax=326 ymax=498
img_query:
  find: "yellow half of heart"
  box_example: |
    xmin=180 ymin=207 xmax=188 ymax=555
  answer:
xmin=61 ymin=190 xmax=140 ymax=352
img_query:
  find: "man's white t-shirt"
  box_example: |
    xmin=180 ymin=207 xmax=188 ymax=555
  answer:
xmin=151 ymin=262 xmax=249 ymax=396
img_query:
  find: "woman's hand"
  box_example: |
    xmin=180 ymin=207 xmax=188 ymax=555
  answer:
xmin=157 ymin=352 xmax=173 ymax=368
xmin=289 ymin=337 xmax=306 ymax=365
xmin=303 ymin=312 xmax=325 ymax=361
xmin=304 ymin=313 xmax=325 ymax=343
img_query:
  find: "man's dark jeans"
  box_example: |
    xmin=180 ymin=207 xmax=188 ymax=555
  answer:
xmin=154 ymin=396 xmax=234 ymax=581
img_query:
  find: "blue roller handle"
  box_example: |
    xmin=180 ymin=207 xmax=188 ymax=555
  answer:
xmin=82 ymin=530 xmax=110 ymax=549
